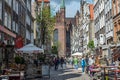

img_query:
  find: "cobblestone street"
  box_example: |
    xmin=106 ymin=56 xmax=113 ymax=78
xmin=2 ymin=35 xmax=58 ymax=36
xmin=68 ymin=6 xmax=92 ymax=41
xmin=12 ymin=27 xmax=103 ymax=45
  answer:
xmin=27 ymin=64 xmax=91 ymax=80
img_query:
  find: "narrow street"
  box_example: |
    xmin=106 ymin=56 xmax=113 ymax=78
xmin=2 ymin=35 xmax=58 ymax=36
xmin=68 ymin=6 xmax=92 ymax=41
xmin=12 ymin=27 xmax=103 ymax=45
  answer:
xmin=26 ymin=64 xmax=91 ymax=80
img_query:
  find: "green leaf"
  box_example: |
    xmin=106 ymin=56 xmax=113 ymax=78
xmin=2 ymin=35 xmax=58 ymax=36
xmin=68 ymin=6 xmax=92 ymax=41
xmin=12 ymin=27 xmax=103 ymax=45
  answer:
xmin=87 ymin=40 xmax=95 ymax=51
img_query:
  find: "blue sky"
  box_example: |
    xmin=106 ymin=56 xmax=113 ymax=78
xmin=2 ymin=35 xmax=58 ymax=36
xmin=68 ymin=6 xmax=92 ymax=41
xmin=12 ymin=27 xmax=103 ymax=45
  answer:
xmin=50 ymin=0 xmax=93 ymax=17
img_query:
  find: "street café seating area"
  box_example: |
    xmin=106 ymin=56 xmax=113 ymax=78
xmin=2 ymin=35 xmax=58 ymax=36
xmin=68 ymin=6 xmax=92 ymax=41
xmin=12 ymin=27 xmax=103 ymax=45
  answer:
xmin=0 ymin=69 xmax=25 ymax=80
xmin=0 ymin=63 xmax=25 ymax=80
xmin=89 ymin=64 xmax=120 ymax=80
xmin=0 ymin=43 xmax=44 ymax=80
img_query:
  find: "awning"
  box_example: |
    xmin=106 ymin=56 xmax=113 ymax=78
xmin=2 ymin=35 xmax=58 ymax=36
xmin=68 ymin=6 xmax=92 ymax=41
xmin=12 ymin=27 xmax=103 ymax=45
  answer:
xmin=0 ymin=25 xmax=16 ymax=38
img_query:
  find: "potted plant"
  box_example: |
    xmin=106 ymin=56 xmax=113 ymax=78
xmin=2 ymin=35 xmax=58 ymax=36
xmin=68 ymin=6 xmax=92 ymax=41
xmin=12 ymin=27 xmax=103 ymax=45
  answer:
xmin=15 ymin=56 xmax=21 ymax=64
xmin=14 ymin=56 xmax=25 ymax=70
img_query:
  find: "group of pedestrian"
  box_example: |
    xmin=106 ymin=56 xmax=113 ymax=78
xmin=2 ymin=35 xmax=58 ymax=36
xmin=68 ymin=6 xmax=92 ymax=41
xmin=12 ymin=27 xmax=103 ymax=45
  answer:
xmin=53 ymin=56 xmax=66 ymax=70
xmin=68 ymin=55 xmax=95 ymax=74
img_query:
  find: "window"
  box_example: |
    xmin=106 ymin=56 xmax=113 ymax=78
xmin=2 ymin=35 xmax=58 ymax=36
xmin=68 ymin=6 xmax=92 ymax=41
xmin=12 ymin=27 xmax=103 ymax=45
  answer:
xmin=110 ymin=0 xmax=112 ymax=9
xmin=103 ymin=15 xmax=105 ymax=26
xmin=27 ymin=0 xmax=31 ymax=11
xmin=12 ymin=21 xmax=15 ymax=31
xmin=13 ymin=0 xmax=18 ymax=14
xmin=5 ymin=0 xmax=11 ymax=6
xmin=108 ymin=21 xmax=110 ymax=32
xmin=8 ymin=14 xmax=11 ymax=30
xmin=110 ymin=19 xmax=113 ymax=30
xmin=113 ymin=3 xmax=116 ymax=16
xmin=118 ymin=37 xmax=120 ymax=42
xmin=26 ymin=29 xmax=30 ymax=40
xmin=26 ymin=14 xmax=30 ymax=25
xmin=15 ymin=1 xmax=18 ymax=14
xmin=54 ymin=29 xmax=58 ymax=42
xmin=16 ymin=23 xmax=18 ymax=33
xmin=4 ymin=12 xmax=7 ymax=27
xmin=106 ymin=22 xmax=108 ymax=33
xmin=5 ymin=0 xmax=8 ymax=4
xmin=13 ymin=0 xmax=16 ymax=11
xmin=8 ymin=0 xmax=12 ymax=6
xmin=118 ymin=1 xmax=120 ymax=13
xmin=4 ymin=12 xmax=11 ymax=29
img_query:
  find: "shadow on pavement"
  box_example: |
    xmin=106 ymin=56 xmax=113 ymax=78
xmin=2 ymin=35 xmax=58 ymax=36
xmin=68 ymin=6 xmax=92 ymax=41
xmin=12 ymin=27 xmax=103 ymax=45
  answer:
xmin=26 ymin=64 xmax=84 ymax=80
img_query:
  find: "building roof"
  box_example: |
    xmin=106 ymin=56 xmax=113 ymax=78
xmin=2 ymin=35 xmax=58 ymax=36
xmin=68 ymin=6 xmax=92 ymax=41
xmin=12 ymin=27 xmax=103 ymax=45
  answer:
xmin=65 ymin=18 xmax=76 ymax=26
xmin=36 ymin=0 xmax=50 ymax=3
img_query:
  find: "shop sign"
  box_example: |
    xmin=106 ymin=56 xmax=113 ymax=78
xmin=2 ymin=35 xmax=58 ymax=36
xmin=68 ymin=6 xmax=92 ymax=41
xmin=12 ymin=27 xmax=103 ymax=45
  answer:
xmin=15 ymin=36 xmax=23 ymax=48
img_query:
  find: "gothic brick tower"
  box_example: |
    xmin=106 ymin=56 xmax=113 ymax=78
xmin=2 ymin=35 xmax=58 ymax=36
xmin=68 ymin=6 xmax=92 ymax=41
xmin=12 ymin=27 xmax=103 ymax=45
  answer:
xmin=54 ymin=0 xmax=66 ymax=57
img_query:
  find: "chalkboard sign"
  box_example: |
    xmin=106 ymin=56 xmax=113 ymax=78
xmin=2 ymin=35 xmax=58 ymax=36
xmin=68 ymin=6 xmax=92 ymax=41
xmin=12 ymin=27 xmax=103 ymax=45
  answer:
xmin=42 ymin=65 xmax=50 ymax=78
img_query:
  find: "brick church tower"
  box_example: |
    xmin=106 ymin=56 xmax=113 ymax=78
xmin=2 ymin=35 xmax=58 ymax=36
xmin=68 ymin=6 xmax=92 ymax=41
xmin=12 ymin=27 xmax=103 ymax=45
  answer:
xmin=54 ymin=0 xmax=66 ymax=57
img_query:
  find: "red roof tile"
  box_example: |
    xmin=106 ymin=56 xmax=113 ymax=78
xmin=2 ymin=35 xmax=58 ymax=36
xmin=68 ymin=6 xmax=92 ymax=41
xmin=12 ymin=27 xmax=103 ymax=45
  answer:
xmin=89 ymin=4 xmax=94 ymax=20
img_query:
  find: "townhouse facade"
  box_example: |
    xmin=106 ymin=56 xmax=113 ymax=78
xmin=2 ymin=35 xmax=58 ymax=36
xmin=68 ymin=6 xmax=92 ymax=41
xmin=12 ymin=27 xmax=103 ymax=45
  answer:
xmin=71 ymin=11 xmax=83 ymax=54
xmin=93 ymin=0 xmax=120 ymax=59
xmin=112 ymin=0 xmax=120 ymax=43
xmin=79 ymin=0 xmax=95 ymax=54
xmin=105 ymin=0 xmax=113 ymax=45
xmin=112 ymin=0 xmax=120 ymax=60
xmin=71 ymin=25 xmax=80 ymax=53
xmin=0 ymin=0 xmax=34 ymax=66
xmin=94 ymin=0 xmax=105 ymax=47
xmin=82 ymin=1 xmax=90 ymax=54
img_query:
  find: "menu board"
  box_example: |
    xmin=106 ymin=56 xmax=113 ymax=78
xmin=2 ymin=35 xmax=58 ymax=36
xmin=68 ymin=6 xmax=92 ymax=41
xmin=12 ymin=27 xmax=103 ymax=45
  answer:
xmin=42 ymin=65 xmax=50 ymax=76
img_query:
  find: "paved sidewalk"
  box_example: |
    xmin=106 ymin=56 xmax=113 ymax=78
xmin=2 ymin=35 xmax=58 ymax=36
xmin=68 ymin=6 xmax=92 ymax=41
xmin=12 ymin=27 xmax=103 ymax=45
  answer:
xmin=26 ymin=64 xmax=92 ymax=80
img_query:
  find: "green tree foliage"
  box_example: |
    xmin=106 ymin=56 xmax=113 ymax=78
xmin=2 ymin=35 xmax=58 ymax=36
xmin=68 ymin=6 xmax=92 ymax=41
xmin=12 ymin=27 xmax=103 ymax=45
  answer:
xmin=14 ymin=56 xmax=25 ymax=64
xmin=51 ymin=46 xmax=58 ymax=55
xmin=36 ymin=6 xmax=55 ymax=45
xmin=87 ymin=40 xmax=95 ymax=51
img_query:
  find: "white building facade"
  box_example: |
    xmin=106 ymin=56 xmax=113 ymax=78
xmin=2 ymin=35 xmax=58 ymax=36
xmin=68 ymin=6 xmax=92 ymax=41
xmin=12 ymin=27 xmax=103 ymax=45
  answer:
xmin=105 ymin=0 xmax=113 ymax=45
xmin=80 ymin=1 xmax=94 ymax=54
xmin=94 ymin=0 xmax=105 ymax=47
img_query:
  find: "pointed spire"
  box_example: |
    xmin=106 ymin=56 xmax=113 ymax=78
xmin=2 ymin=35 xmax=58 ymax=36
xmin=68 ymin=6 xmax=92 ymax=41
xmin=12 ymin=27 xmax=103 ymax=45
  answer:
xmin=60 ymin=0 xmax=65 ymax=8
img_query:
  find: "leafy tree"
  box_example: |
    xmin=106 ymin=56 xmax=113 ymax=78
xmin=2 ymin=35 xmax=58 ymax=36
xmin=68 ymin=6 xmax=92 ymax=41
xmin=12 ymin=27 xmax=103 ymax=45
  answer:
xmin=87 ymin=40 xmax=95 ymax=51
xmin=15 ymin=56 xmax=21 ymax=64
xmin=51 ymin=46 xmax=58 ymax=55
xmin=14 ymin=56 xmax=25 ymax=64
xmin=36 ymin=6 xmax=55 ymax=46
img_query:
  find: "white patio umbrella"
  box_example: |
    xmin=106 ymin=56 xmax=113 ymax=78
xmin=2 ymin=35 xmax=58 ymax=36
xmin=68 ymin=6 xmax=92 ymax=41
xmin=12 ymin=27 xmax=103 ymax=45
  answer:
xmin=17 ymin=43 xmax=44 ymax=54
xmin=71 ymin=52 xmax=83 ymax=56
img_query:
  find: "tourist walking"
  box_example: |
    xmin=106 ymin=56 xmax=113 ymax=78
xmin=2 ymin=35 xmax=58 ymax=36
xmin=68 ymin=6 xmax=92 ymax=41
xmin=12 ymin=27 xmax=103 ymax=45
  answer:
xmin=73 ymin=57 xmax=78 ymax=70
xmin=80 ymin=57 xmax=86 ymax=73
xmin=88 ymin=55 xmax=95 ymax=66
xmin=85 ymin=55 xmax=89 ymax=73
xmin=88 ymin=56 xmax=95 ymax=76
xmin=60 ymin=57 xmax=64 ymax=69
xmin=54 ymin=57 xmax=59 ymax=70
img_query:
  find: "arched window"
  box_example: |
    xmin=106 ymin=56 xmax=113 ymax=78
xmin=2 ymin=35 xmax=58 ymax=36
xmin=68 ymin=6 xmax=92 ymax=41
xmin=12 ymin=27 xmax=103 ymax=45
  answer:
xmin=54 ymin=29 xmax=58 ymax=42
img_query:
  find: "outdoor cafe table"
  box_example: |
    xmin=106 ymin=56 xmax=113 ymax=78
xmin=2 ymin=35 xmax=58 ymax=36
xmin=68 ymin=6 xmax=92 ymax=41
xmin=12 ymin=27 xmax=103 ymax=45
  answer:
xmin=9 ymin=71 xmax=24 ymax=80
xmin=0 ymin=71 xmax=24 ymax=80
xmin=9 ymin=74 xmax=20 ymax=80
xmin=0 ymin=74 xmax=20 ymax=80
xmin=108 ymin=69 xmax=120 ymax=80
xmin=100 ymin=66 xmax=118 ymax=80
xmin=0 ymin=75 xmax=9 ymax=80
